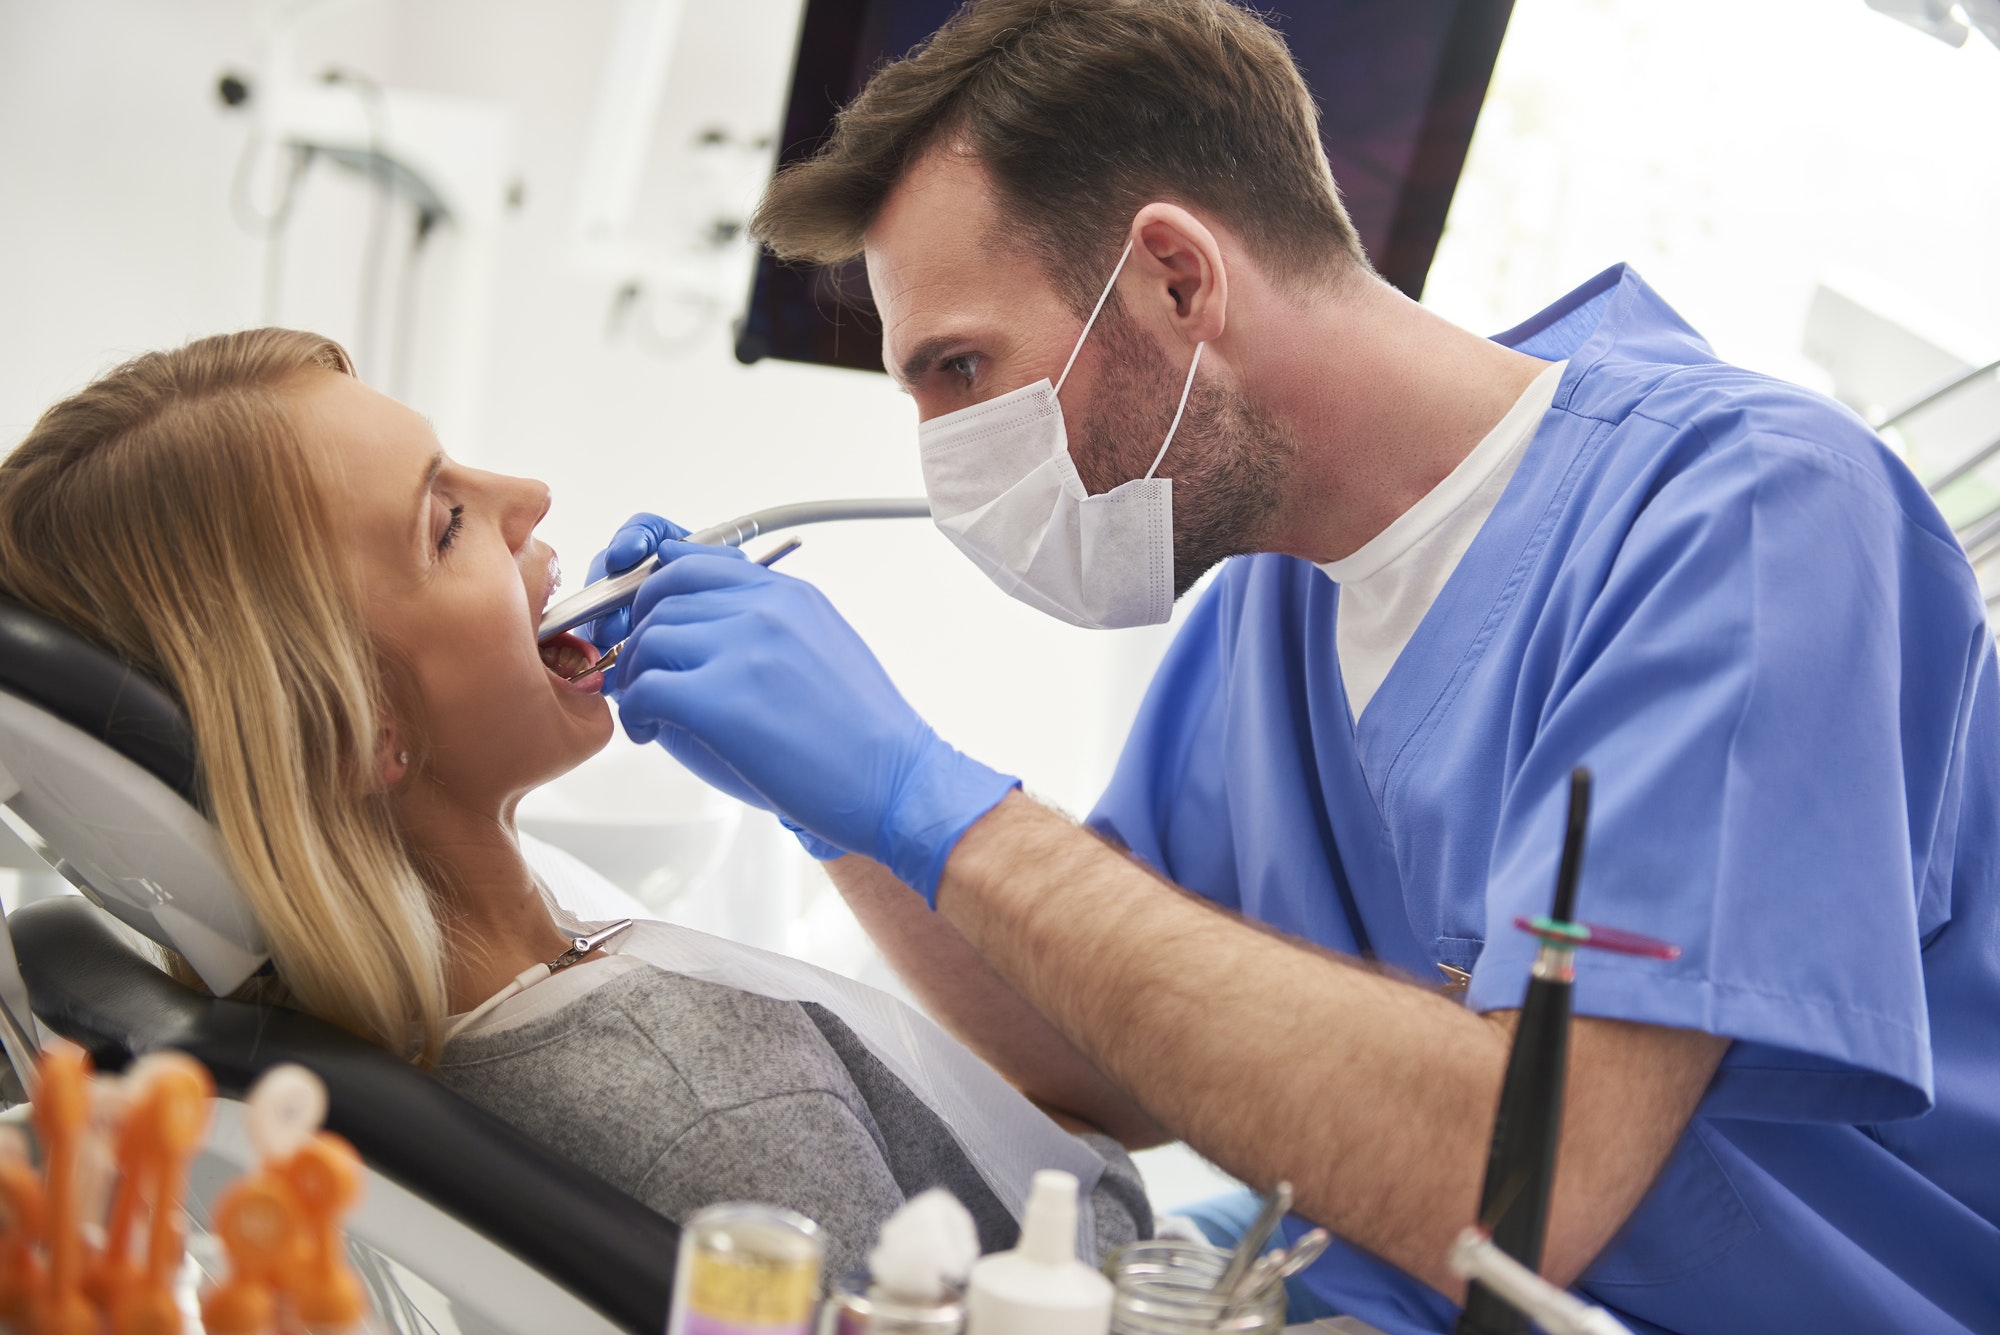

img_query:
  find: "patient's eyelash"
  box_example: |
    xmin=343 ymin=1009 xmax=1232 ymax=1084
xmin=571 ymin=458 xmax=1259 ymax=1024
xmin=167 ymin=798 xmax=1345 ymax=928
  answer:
xmin=437 ymin=505 xmax=464 ymax=553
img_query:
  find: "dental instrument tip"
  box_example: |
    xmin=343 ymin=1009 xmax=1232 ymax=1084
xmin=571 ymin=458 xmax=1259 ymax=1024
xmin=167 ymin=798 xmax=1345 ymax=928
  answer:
xmin=567 ymin=640 xmax=622 ymax=684
xmin=755 ymin=536 xmax=803 ymax=567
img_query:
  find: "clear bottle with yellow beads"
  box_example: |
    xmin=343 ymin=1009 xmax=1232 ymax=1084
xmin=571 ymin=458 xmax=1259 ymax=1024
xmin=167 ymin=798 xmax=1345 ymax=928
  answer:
xmin=667 ymin=1204 xmax=825 ymax=1335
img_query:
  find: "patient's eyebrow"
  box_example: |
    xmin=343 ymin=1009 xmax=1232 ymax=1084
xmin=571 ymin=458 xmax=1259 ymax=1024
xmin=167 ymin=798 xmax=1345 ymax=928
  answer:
xmin=416 ymin=451 xmax=445 ymax=503
xmin=412 ymin=451 xmax=445 ymax=548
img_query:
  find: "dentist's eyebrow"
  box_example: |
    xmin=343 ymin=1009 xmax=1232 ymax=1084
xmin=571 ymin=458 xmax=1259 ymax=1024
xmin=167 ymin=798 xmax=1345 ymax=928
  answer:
xmin=896 ymin=335 xmax=967 ymax=390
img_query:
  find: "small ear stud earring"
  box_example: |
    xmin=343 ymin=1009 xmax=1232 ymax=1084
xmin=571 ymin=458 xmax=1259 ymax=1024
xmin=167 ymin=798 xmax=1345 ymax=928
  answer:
xmin=397 ymin=751 xmax=410 ymax=766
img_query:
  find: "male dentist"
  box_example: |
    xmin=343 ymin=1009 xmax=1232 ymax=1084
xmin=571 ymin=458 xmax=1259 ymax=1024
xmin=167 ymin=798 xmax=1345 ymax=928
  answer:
xmin=594 ymin=2 xmax=2000 ymax=1330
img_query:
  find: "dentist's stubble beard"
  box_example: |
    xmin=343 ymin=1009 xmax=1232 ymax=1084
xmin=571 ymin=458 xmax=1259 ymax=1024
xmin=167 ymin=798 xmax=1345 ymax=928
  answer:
xmin=1067 ymin=299 xmax=1297 ymax=598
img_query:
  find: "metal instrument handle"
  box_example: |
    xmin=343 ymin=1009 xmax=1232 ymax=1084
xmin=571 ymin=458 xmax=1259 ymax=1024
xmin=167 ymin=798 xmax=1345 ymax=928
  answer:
xmin=537 ymin=498 xmax=930 ymax=641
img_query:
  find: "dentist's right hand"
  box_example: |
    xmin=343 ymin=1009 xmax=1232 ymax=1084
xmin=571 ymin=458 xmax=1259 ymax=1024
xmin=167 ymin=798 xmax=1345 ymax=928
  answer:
xmin=578 ymin=512 xmax=689 ymax=651
xmin=607 ymin=524 xmax=1019 ymax=907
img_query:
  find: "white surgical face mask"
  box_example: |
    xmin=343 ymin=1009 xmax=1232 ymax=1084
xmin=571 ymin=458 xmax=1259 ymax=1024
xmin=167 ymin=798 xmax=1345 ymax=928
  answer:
xmin=918 ymin=241 xmax=1205 ymax=630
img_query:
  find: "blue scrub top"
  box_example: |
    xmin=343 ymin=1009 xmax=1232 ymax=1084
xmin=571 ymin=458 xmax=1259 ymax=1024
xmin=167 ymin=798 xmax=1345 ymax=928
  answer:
xmin=1090 ymin=266 xmax=2000 ymax=1335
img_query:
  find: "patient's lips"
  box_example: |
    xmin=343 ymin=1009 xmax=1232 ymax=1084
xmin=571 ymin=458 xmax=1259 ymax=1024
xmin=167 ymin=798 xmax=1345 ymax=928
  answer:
xmin=539 ymin=552 xmax=562 ymax=629
xmin=533 ymin=547 xmax=610 ymax=692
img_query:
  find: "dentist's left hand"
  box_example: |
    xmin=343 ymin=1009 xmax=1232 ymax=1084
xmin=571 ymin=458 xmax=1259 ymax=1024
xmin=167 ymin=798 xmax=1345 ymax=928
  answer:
xmin=611 ymin=544 xmax=1019 ymax=905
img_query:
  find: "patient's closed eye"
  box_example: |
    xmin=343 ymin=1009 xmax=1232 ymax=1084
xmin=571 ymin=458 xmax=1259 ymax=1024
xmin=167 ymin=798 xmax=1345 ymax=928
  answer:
xmin=437 ymin=505 xmax=465 ymax=553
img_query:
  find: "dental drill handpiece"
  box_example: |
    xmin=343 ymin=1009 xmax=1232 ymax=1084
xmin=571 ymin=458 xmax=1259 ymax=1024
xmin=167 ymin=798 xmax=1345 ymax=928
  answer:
xmin=536 ymin=498 xmax=932 ymax=643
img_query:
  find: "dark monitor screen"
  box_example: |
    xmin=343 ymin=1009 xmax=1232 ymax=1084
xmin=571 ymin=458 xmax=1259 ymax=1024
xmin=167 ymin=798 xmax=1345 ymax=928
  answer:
xmin=734 ymin=0 xmax=1514 ymax=372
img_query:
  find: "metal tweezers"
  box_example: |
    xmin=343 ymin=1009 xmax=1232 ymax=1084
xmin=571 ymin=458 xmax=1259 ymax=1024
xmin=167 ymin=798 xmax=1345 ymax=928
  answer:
xmin=546 ymin=918 xmax=636 ymax=974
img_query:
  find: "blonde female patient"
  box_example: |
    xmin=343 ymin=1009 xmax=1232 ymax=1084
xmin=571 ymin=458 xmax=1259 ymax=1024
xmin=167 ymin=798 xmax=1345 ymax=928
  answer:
xmin=0 ymin=330 xmax=1150 ymax=1280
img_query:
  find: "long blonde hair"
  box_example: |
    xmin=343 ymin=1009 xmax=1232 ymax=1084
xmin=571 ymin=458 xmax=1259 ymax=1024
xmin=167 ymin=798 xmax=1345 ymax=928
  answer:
xmin=0 ymin=329 xmax=452 ymax=1063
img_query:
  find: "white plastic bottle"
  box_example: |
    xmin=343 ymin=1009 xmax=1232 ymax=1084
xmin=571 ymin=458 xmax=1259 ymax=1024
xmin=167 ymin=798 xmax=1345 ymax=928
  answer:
xmin=966 ymin=1170 xmax=1114 ymax=1335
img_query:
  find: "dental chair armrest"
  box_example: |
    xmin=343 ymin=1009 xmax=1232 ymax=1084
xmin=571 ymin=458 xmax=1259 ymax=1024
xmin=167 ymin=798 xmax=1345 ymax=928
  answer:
xmin=10 ymin=895 xmax=679 ymax=1334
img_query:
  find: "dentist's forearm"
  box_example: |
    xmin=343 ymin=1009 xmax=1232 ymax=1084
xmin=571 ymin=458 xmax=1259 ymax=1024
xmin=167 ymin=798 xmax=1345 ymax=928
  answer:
xmin=936 ymin=791 xmax=1727 ymax=1296
xmin=826 ymin=852 xmax=1171 ymax=1148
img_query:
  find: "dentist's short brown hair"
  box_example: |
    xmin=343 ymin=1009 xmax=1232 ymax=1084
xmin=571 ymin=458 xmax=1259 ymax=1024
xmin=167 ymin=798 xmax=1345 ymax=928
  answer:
xmin=750 ymin=0 xmax=1370 ymax=312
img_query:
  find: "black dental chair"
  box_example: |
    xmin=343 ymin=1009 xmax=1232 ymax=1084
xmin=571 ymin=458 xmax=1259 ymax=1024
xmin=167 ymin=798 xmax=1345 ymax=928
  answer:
xmin=0 ymin=600 xmax=681 ymax=1334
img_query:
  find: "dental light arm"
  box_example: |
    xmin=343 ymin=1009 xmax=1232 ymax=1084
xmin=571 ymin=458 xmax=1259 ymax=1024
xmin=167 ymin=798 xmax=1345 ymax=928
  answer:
xmin=537 ymin=498 xmax=931 ymax=642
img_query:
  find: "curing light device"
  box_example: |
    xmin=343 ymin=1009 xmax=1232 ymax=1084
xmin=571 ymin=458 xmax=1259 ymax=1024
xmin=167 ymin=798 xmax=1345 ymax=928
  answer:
xmin=537 ymin=498 xmax=931 ymax=643
xmin=1453 ymin=768 xmax=1679 ymax=1335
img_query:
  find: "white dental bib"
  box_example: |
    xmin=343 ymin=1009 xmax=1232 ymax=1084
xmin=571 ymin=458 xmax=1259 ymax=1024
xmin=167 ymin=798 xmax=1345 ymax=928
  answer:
xmin=516 ymin=839 xmax=1107 ymax=1238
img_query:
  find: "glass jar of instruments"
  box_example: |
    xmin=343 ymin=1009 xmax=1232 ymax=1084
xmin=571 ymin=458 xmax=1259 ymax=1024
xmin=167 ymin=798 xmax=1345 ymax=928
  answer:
xmin=1104 ymin=1240 xmax=1287 ymax=1335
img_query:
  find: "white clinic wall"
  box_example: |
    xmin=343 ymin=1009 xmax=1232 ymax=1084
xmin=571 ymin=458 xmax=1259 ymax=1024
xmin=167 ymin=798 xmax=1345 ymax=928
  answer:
xmin=1423 ymin=0 xmax=2000 ymax=388
xmin=0 ymin=2 xmax=392 ymax=408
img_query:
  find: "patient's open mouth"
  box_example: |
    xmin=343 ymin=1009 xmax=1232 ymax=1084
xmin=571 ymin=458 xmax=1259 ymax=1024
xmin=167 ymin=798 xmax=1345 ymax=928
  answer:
xmin=539 ymin=631 xmax=603 ymax=687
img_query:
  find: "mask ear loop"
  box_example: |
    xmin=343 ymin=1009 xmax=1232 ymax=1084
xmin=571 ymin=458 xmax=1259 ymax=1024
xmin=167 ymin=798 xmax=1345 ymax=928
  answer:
xmin=1055 ymin=240 xmax=1136 ymax=395
xmin=1144 ymin=341 xmax=1205 ymax=481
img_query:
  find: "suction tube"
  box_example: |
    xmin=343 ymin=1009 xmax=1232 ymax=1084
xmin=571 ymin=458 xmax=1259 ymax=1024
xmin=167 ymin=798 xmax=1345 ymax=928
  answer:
xmin=537 ymin=498 xmax=932 ymax=641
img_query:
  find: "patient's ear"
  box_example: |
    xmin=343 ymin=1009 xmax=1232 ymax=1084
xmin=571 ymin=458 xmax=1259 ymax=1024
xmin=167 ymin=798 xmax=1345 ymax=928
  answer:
xmin=372 ymin=731 xmax=411 ymax=791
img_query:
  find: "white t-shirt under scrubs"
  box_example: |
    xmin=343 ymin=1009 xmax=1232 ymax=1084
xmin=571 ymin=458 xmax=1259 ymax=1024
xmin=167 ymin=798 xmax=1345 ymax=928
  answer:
xmin=1318 ymin=360 xmax=1567 ymax=718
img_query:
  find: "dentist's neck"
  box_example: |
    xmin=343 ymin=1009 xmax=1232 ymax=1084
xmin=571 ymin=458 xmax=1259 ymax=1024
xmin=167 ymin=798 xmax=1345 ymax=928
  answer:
xmin=391 ymin=784 xmax=576 ymax=1013
xmin=1236 ymin=267 xmax=1549 ymax=565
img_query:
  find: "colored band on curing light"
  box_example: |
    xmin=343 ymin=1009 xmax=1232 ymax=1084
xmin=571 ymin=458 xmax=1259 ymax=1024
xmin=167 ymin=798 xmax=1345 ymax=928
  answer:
xmin=1513 ymin=915 xmax=1680 ymax=960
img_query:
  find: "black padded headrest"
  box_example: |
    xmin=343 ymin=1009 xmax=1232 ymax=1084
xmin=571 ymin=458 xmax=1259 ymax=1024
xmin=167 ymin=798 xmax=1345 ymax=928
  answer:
xmin=0 ymin=600 xmax=197 ymax=802
xmin=12 ymin=896 xmax=679 ymax=1333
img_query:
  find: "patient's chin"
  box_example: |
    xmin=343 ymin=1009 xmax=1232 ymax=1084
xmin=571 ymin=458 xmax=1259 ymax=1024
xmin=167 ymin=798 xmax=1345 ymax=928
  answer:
xmin=457 ymin=713 xmax=612 ymax=811
xmin=431 ymin=674 xmax=614 ymax=805
xmin=576 ymin=709 xmax=616 ymax=760
xmin=548 ymin=690 xmax=614 ymax=756
xmin=557 ymin=696 xmax=617 ymax=772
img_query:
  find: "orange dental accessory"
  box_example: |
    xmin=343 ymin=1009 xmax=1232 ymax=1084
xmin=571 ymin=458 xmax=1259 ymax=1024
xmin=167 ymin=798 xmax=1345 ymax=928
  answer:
xmin=200 ymin=1174 xmax=297 ymax=1335
xmin=29 ymin=1042 xmax=96 ymax=1335
xmin=200 ymin=1064 xmax=371 ymax=1335
xmin=0 ymin=1049 xmax=374 ymax=1334
xmin=278 ymin=1134 xmax=365 ymax=1331
xmin=0 ymin=1128 xmax=47 ymax=1326
xmin=105 ymin=1053 xmax=213 ymax=1335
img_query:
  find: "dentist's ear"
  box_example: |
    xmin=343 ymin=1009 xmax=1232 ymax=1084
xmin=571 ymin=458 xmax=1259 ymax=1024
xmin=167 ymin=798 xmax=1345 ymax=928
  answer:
xmin=1128 ymin=204 xmax=1229 ymax=348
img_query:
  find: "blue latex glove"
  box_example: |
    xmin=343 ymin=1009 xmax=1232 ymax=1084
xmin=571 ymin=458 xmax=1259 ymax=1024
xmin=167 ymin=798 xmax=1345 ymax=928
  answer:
xmin=609 ymin=535 xmax=1019 ymax=905
xmin=579 ymin=513 xmax=690 ymax=652
xmin=586 ymin=515 xmax=777 ymax=817
xmin=778 ymin=815 xmax=846 ymax=863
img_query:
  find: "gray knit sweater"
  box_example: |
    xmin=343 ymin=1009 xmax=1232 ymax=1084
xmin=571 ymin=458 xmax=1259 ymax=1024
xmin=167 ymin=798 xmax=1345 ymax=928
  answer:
xmin=435 ymin=960 xmax=1151 ymax=1282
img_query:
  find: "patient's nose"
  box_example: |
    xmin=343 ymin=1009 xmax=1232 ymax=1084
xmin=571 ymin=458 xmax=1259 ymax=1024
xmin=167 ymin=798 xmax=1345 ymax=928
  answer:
xmin=498 ymin=475 xmax=553 ymax=550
